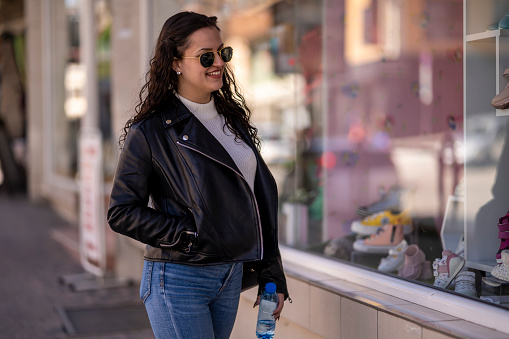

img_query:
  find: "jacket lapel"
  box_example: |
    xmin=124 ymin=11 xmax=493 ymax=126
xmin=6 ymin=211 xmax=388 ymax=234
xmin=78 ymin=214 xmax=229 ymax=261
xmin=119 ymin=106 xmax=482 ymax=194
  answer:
xmin=179 ymin=117 xmax=241 ymax=173
xmin=162 ymin=99 xmax=241 ymax=174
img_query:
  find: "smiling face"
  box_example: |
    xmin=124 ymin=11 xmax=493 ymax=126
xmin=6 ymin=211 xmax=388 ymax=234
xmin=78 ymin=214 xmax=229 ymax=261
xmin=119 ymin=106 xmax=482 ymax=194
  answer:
xmin=173 ymin=26 xmax=226 ymax=104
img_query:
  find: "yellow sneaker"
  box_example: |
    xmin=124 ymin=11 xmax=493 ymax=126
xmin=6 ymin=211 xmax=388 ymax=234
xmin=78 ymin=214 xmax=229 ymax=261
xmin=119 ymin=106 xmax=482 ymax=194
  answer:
xmin=351 ymin=210 xmax=412 ymax=235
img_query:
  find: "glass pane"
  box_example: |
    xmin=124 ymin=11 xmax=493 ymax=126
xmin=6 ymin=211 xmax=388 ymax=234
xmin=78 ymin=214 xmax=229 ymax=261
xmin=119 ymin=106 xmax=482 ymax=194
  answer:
xmin=95 ymin=0 xmax=115 ymax=181
xmin=320 ymin=0 xmax=464 ymax=284
xmin=51 ymin=0 xmax=81 ymax=178
xmin=50 ymin=0 xmax=114 ymax=181
xmin=148 ymin=0 xmax=509 ymax=307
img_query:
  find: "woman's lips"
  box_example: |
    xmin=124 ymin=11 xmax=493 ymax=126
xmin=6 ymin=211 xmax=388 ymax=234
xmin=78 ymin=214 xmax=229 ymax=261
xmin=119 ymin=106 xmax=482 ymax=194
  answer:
xmin=206 ymin=70 xmax=222 ymax=78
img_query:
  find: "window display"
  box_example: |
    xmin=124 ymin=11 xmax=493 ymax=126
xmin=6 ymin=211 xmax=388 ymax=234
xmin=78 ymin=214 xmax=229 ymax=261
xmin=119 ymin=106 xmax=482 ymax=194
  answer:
xmin=317 ymin=0 xmax=463 ymax=292
xmin=464 ymin=0 xmax=509 ymax=308
xmin=147 ymin=0 xmax=509 ymax=310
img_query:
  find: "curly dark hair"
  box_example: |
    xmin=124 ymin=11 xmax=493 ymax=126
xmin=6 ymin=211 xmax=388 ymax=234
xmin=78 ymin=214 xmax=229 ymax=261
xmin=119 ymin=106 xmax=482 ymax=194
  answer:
xmin=119 ymin=11 xmax=260 ymax=150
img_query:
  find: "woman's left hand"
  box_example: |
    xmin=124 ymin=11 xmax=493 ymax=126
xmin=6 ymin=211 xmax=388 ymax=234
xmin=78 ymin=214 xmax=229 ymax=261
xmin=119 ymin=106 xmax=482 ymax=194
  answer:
xmin=253 ymin=293 xmax=285 ymax=320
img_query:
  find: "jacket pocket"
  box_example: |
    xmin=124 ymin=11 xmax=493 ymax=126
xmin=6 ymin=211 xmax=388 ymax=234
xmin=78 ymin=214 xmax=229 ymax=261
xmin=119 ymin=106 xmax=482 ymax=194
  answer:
xmin=159 ymin=213 xmax=198 ymax=253
xmin=160 ymin=230 xmax=198 ymax=252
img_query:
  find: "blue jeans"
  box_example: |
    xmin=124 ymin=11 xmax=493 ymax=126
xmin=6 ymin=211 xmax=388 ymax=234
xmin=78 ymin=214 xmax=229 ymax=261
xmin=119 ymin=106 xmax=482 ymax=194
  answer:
xmin=140 ymin=260 xmax=243 ymax=339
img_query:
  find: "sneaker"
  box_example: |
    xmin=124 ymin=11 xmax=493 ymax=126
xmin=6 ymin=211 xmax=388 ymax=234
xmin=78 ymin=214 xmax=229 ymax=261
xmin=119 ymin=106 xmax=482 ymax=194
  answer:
xmin=499 ymin=9 xmax=509 ymax=29
xmin=398 ymin=245 xmax=432 ymax=280
xmin=491 ymin=250 xmax=509 ymax=282
xmin=497 ymin=211 xmax=509 ymax=264
xmin=492 ymin=68 xmax=509 ymax=109
xmin=355 ymin=186 xmax=403 ymax=218
xmin=353 ymin=224 xmax=405 ymax=253
xmin=454 ymin=271 xmax=476 ymax=297
xmin=378 ymin=240 xmax=408 ymax=272
xmin=351 ymin=210 xmax=413 ymax=235
xmin=432 ymin=250 xmax=465 ymax=288
xmin=455 ymin=234 xmax=465 ymax=257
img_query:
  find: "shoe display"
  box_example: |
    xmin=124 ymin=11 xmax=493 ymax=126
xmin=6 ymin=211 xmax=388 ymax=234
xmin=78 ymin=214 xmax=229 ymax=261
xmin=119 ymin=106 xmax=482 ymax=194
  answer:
xmin=454 ymin=271 xmax=476 ymax=297
xmin=491 ymin=250 xmax=509 ymax=282
xmin=491 ymin=68 xmax=509 ymax=109
xmin=499 ymin=8 xmax=509 ymax=29
xmin=486 ymin=8 xmax=509 ymax=31
xmin=432 ymin=250 xmax=465 ymax=289
xmin=398 ymin=245 xmax=432 ymax=280
xmin=351 ymin=210 xmax=413 ymax=236
xmin=353 ymin=224 xmax=404 ymax=254
xmin=378 ymin=239 xmax=408 ymax=272
xmin=355 ymin=186 xmax=403 ymax=218
xmin=497 ymin=211 xmax=509 ymax=264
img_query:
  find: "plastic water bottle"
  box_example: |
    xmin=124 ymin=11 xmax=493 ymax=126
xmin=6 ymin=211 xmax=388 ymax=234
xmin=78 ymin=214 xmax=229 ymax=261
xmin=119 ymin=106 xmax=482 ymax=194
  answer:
xmin=256 ymin=282 xmax=278 ymax=339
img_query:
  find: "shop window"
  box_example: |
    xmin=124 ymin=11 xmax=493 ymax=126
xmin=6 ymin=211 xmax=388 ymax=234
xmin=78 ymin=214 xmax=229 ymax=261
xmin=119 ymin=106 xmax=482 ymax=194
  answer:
xmin=150 ymin=0 xmax=509 ymax=308
xmin=322 ymin=0 xmax=465 ymax=297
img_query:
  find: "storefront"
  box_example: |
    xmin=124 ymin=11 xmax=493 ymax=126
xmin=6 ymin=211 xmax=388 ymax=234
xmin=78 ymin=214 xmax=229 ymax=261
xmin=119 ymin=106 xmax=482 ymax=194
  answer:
xmin=25 ymin=0 xmax=509 ymax=337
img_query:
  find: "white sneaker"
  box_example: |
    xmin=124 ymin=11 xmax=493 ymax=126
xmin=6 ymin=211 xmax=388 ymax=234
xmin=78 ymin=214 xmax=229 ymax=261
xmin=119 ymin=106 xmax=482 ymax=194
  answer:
xmin=433 ymin=250 xmax=465 ymax=288
xmin=455 ymin=234 xmax=465 ymax=257
xmin=454 ymin=271 xmax=476 ymax=297
xmin=378 ymin=240 xmax=408 ymax=272
xmin=491 ymin=250 xmax=509 ymax=281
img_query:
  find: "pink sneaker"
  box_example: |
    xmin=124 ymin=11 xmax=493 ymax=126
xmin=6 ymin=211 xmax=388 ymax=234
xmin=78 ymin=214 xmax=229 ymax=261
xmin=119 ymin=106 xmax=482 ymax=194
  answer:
xmin=497 ymin=212 xmax=509 ymax=264
xmin=432 ymin=250 xmax=465 ymax=288
xmin=353 ymin=224 xmax=404 ymax=253
xmin=398 ymin=245 xmax=432 ymax=280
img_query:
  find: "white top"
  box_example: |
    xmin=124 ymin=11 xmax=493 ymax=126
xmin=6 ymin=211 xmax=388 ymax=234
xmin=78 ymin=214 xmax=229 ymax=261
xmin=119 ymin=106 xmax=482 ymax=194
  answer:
xmin=176 ymin=93 xmax=257 ymax=192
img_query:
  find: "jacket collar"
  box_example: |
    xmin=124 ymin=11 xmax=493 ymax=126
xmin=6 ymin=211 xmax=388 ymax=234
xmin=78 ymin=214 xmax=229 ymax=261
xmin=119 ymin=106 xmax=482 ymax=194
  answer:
xmin=160 ymin=99 xmax=193 ymax=128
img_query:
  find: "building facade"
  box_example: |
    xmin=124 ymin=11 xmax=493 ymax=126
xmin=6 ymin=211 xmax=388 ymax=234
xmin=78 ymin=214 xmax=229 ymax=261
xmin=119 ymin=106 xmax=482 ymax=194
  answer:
xmin=23 ymin=0 xmax=509 ymax=337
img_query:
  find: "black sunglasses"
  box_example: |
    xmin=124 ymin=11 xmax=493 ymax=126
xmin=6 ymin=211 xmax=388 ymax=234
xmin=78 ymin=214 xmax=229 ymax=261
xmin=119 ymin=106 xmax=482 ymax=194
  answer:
xmin=182 ymin=46 xmax=233 ymax=68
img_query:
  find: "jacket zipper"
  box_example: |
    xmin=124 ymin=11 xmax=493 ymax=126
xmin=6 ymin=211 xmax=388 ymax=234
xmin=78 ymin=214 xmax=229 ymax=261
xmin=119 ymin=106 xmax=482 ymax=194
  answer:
xmin=177 ymin=141 xmax=264 ymax=260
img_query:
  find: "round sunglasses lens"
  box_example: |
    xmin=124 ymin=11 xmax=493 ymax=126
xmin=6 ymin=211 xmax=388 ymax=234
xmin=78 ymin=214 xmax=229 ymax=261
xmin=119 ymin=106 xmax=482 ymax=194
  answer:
xmin=200 ymin=52 xmax=215 ymax=67
xmin=221 ymin=47 xmax=233 ymax=62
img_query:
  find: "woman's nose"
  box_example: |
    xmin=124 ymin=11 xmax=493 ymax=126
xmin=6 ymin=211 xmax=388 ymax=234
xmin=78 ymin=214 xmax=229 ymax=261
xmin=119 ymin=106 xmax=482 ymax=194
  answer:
xmin=213 ymin=51 xmax=225 ymax=67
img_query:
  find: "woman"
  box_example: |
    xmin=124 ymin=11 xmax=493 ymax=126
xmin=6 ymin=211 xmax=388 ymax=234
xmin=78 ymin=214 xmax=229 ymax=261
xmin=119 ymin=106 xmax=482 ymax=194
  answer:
xmin=107 ymin=11 xmax=289 ymax=339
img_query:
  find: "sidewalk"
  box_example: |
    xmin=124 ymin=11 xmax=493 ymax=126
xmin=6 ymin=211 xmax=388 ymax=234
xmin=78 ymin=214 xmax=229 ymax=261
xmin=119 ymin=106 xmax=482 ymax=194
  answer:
xmin=0 ymin=192 xmax=154 ymax=339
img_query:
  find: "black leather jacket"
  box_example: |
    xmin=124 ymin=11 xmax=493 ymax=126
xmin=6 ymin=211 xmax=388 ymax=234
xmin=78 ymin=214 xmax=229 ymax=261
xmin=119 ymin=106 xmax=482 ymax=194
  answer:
xmin=107 ymin=99 xmax=288 ymax=297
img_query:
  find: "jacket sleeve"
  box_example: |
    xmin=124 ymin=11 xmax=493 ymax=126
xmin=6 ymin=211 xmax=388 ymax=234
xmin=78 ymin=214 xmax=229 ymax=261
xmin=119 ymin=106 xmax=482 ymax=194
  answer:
xmin=257 ymin=252 xmax=289 ymax=300
xmin=107 ymin=124 xmax=193 ymax=247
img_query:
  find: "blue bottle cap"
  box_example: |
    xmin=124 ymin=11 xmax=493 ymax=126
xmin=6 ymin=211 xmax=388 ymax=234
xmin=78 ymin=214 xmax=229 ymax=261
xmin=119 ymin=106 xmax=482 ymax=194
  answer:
xmin=265 ymin=282 xmax=276 ymax=293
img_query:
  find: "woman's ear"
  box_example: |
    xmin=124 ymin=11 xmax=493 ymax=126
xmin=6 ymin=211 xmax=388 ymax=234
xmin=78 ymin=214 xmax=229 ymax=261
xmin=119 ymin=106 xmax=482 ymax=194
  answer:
xmin=172 ymin=58 xmax=181 ymax=74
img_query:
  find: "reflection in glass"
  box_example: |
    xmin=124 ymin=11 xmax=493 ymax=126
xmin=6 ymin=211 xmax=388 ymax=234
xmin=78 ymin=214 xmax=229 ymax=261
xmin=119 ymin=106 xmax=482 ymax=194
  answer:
xmin=50 ymin=0 xmax=114 ymax=180
xmin=320 ymin=0 xmax=464 ymax=288
xmin=51 ymin=0 xmax=81 ymax=177
xmin=146 ymin=0 xmax=509 ymax=308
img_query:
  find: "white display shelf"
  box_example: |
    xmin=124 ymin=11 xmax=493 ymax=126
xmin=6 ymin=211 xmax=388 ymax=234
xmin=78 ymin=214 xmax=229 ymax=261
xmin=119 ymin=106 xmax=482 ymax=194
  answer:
xmin=466 ymin=29 xmax=509 ymax=42
xmin=496 ymin=108 xmax=509 ymax=116
xmin=466 ymin=259 xmax=498 ymax=272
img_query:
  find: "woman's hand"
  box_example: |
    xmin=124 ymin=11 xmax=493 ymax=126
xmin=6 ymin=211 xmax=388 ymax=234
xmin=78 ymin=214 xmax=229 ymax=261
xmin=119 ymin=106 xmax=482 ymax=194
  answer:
xmin=253 ymin=293 xmax=285 ymax=320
